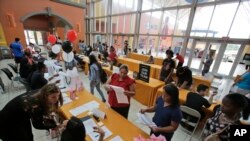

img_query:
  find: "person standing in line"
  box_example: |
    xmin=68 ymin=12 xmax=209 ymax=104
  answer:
xmin=140 ymin=84 xmax=182 ymax=141
xmin=161 ymin=50 xmax=175 ymax=84
xmin=175 ymin=53 xmax=184 ymax=69
xmin=89 ymin=55 xmax=106 ymax=102
xmin=10 ymin=37 xmax=24 ymax=69
xmin=104 ymin=65 xmax=135 ymax=118
xmin=202 ymin=53 xmax=214 ymax=76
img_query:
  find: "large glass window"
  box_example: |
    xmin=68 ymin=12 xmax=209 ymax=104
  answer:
xmin=95 ymin=18 xmax=107 ymax=33
xmin=94 ymin=0 xmax=107 ymax=17
xmin=218 ymin=44 xmax=241 ymax=75
xmin=191 ymin=6 xmax=214 ymax=37
xmin=140 ymin=12 xmax=151 ymax=34
xmin=124 ymin=14 xmax=136 ymax=34
xmin=174 ymin=8 xmax=191 ymax=36
xmin=112 ymin=0 xmax=138 ymax=14
xmin=161 ymin=10 xmax=177 ymax=36
xmin=111 ymin=16 xmax=124 ymax=33
xmin=148 ymin=11 xmax=162 ymax=34
xmin=229 ymin=1 xmax=250 ymax=39
xmin=234 ymin=45 xmax=250 ymax=77
xmin=208 ymin=3 xmax=238 ymax=37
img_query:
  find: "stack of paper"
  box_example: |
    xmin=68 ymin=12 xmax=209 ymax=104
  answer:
xmin=137 ymin=113 xmax=156 ymax=127
xmin=69 ymin=101 xmax=100 ymax=116
xmin=109 ymin=85 xmax=128 ymax=104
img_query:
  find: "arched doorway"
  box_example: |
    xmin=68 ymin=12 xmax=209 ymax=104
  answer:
xmin=21 ymin=12 xmax=72 ymax=46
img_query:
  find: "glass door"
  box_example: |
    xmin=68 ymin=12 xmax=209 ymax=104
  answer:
xmin=24 ymin=30 xmax=45 ymax=45
xmin=190 ymin=41 xmax=207 ymax=69
xmin=217 ymin=44 xmax=241 ymax=76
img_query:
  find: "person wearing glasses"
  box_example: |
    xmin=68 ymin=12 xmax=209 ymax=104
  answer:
xmin=0 ymin=84 xmax=66 ymax=141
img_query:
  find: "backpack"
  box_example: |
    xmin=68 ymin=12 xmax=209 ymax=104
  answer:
xmin=99 ymin=66 xmax=108 ymax=84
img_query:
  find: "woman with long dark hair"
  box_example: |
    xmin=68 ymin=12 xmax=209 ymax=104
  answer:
xmin=0 ymin=83 xmax=64 ymax=141
xmin=89 ymin=55 xmax=106 ymax=102
xmin=140 ymin=84 xmax=182 ymax=141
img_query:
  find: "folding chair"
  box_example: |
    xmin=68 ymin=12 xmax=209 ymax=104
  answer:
xmin=0 ymin=76 xmax=5 ymax=93
xmin=8 ymin=63 xmax=20 ymax=81
xmin=1 ymin=68 xmax=21 ymax=92
xmin=179 ymin=105 xmax=201 ymax=141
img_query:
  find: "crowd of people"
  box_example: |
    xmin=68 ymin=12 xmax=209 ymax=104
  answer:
xmin=0 ymin=37 xmax=249 ymax=141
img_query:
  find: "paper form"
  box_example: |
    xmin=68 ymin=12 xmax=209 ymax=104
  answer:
xmin=109 ymin=85 xmax=128 ymax=104
xmin=109 ymin=136 xmax=123 ymax=141
xmin=88 ymin=126 xmax=113 ymax=141
xmin=69 ymin=101 xmax=100 ymax=116
xmin=82 ymin=118 xmax=98 ymax=134
xmin=137 ymin=113 xmax=156 ymax=127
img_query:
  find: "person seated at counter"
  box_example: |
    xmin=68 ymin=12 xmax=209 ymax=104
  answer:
xmin=145 ymin=55 xmax=154 ymax=64
xmin=61 ymin=116 xmax=105 ymax=141
xmin=19 ymin=49 xmax=36 ymax=79
xmin=73 ymin=51 xmax=85 ymax=67
xmin=133 ymin=48 xmax=138 ymax=53
xmin=29 ymin=62 xmax=60 ymax=90
xmin=185 ymin=84 xmax=216 ymax=121
xmin=202 ymin=93 xmax=248 ymax=141
xmin=176 ymin=66 xmax=192 ymax=89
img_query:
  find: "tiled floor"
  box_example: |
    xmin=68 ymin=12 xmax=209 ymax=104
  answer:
xmin=0 ymin=58 xmax=233 ymax=141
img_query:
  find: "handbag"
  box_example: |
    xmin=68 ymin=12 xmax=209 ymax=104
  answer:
xmin=204 ymin=125 xmax=229 ymax=141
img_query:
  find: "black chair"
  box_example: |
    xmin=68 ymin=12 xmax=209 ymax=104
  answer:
xmin=1 ymin=68 xmax=13 ymax=80
xmin=19 ymin=78 xmax=31 ymax=92
xmin=8 ymin=63 xmax=18 ymax=74
xmin=1 ymin=68 xmax=23 ymax=91
xmin=0 ymin=76 xmax=5 ymax=93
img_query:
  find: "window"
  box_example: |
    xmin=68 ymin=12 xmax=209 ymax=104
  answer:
xmin=112 ymin=0 xmax=138 ymax=14
xmin=191 ymin=6 xmax=214 ymax=37
xmin=229 ymin=1 xmax=250 ymax=39
xmin=94 ymin=0 xmax=107 ymax=17
xmin=142 ymin=0 xmax=153 ymax=11
xmin=160 ymin=10 xmax=177 ymax=36
xmin=208 ymin=2 xmax=238 ymax=37
xmin=112 ymin=16 xmax=124 ymax=33
xmin=174 ymin=8 xmax=191 ymax=36
xmin=124 ymin=14 xmax=136 ymax=34
xmin=140 ymin=12 xmax=151 ymax=34
xmin=95 ymin=18 xmax=106 ymax=32
xmin=149 ymin=11 xmax=162 ymax=34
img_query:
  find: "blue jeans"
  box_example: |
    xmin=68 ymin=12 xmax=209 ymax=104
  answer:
xmin=90 ymin=81 xmax=106 ymax=101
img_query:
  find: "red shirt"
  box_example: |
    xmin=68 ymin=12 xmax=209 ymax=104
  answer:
xmin=109 ymin=52 xmax=117 ymax=61
xmin=176 ymin=55 xmax=184 ymax=63
xmin=108 ymin=73 xmax=135 ymax=107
